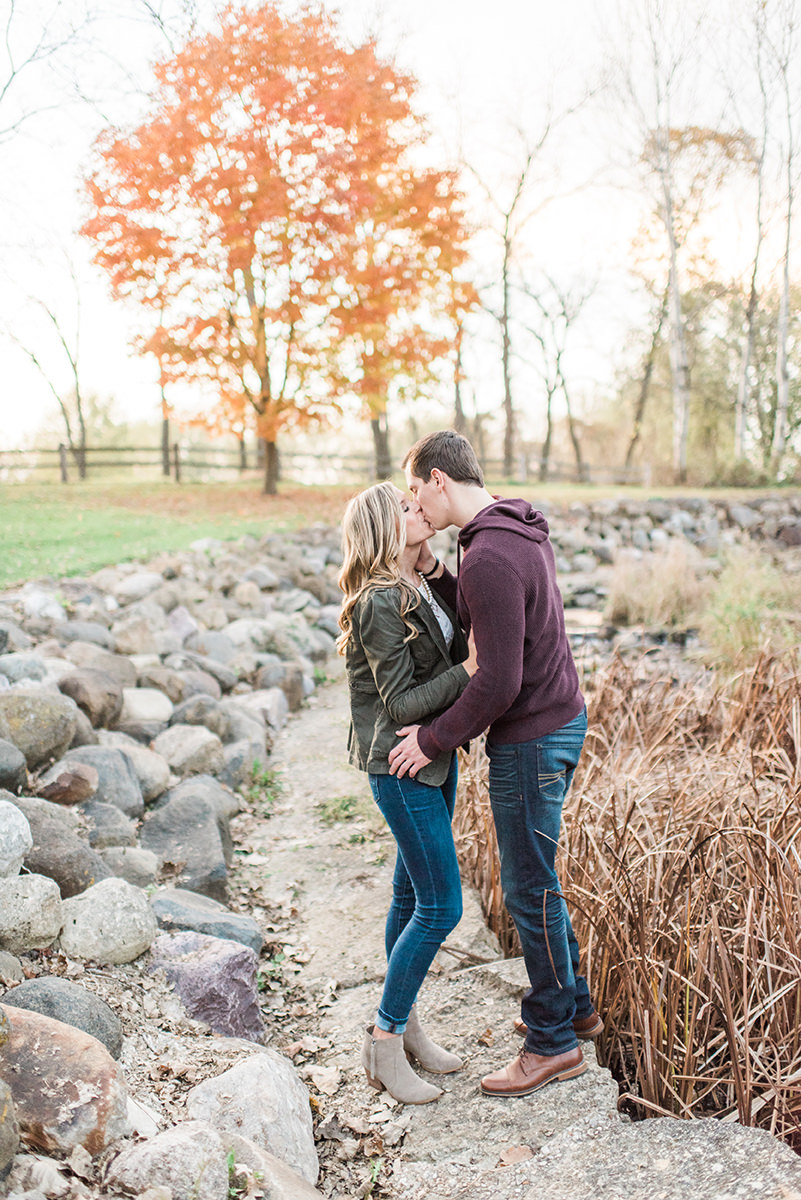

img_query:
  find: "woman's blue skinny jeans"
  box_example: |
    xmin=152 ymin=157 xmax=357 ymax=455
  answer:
xmin=368 ymin=755 xmax=462 ymax=1034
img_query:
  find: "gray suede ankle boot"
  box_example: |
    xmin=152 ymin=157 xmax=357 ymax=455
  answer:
xmin=361 ymin=1026 xmax=443 ymax=1104
xmin=403 ymin=1005 xmax=463 ymax=1073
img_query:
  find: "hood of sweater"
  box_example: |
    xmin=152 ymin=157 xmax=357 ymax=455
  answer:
xmin=458 ymin=497 xmax=550 ymax=549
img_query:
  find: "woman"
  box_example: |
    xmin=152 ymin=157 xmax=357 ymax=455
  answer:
xmin=337 ymin=482 xmax=477 ymax=1104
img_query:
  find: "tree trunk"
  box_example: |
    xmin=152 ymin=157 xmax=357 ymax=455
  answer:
xmin=238 ymin=436 xmax=247 ymax=471
xmin=453 ymin=326 xmax=467 ymax=434
xmin=772 ymin=204 xmax=792 ymax=475
xmin=501 ymin=235 xmax=515 ymax=476
xmin=371 ymin=414 xmax=392 ymax=480
xmin=262 ymin=439 xmax=279 ymax=495
xmin=661 ymin=170 xmax=691 ymax=483
xmin=161 ymin=416 xmax=171 ymax=476
xmin=539 ymin=388 xmax=555 ymax=482
xmin=625 ymin=290 xmax=667 ymax=468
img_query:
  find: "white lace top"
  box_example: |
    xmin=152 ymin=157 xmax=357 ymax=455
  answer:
xmin=418 ymin=576 xmax=455 ymax=649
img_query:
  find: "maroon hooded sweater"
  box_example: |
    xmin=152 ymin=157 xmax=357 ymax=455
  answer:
xmin=417 ymin=498 xmax=584 ymax=759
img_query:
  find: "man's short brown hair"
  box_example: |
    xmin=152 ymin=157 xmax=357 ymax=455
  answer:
xmin=403 ymin=430 xmax=484 ymax=487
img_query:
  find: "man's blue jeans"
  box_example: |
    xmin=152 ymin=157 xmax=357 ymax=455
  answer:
xmin=368 ymin=756 xmax=462 ymax=1034
xmin=487 ymin=708 xmax=592 ymax=1056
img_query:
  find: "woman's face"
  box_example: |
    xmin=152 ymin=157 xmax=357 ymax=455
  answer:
xmin=395 ymin=488 xmax=434 ymax=549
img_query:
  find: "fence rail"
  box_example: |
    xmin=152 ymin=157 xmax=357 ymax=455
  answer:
xmin=0 ymin=444 xmax=648 ymax=486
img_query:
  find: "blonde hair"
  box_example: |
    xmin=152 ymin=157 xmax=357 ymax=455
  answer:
xmin=337 ymin=482 xmax=419 ymax=654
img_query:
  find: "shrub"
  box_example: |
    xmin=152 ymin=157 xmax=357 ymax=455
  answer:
xmin=605 ymin=542 xmax=710 ymax=629
xmin=699 ymin=547 xmax=801 ymax=665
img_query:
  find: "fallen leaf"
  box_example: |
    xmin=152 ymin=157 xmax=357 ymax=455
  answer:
xmin=498 ymin=1145 xmax=533 ymax=1166
xmin=478 ymin=1028 xmax=495 ymax=1047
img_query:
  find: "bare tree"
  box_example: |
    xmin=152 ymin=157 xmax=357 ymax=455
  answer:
xmin=522 ymin=275 xmax=595 ymax=482
xmin=7 ymin=269 xmax=88 ymax=475
xmin=625 ymin=285 xmax=669 ymax=469
xmin=768 ymin=0 xmax=800 ymax=475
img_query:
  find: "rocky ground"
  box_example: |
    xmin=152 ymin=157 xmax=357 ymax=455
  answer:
xmin=2 ymin=494 xmax=801 ymax=1199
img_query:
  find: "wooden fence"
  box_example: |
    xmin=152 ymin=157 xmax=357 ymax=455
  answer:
xmin=0 ymin=443 xmax=648 ymax=486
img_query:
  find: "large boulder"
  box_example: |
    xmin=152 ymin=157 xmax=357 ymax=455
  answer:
xmin=186 ymin=1051 xmax=318 ymax=1184
xmin=0 ymin=1080 xmax=18 ymax=1184
xmin=150 ymin=888 xmax=263 ymax=954
xmin=0 ymin=798 xmax=32 ymax=877
xmin=58 ymin=668 xmax=123 ymax=728
xmin=60 ymin=877 xmax=158 ymax=964
xmin=107 ymin=1120 xmax=229 ymax=1200
xmin=5 ymin=976 xmax=123 ymax=1059
xmin=149 ymin=931 xmax=264 ymax=1042
xmin=0 ymin=1003 xmax=130 ymax=1155
xmin=0 ymin=737 xmax=26 ymax=793
xmin=63 ymin=642 xmax=137 ymax=688
xmin=140 ymin=788 xmax=232 ymax=901
xmin=0 ymin=873 xmax=63 ymax=954
xmin=0 ymin=689 xmax=79 ymax=769
xmin=60 ymin=745 xmax=144 ymax=818
xmin=35 ymin=760 xmax=99 ymax=805
xmin=13 ymin=794 xmax=111 ymax=897
xmin=98 ymin=734 xmax=172 ymax=802
xmin=151 ymin=724 xmax=226 ymax=777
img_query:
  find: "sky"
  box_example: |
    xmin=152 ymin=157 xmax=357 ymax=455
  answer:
xmin=0 ymin=0 xmax=772 ymax=450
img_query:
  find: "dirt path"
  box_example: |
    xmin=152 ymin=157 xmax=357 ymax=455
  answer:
xmin=228 ymin=661 xmax=617 ymax=1199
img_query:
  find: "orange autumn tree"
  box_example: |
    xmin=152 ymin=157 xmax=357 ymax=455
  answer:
xmin=82 ymin=2 xmax=471 ymax=492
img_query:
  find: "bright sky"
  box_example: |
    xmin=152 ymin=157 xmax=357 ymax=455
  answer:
xmin=0 ymin=0 xmax=769 ymax=448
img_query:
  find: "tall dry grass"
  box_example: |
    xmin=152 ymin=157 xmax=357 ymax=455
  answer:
xmin=455 ymin=653 xmax=801 ymax=1147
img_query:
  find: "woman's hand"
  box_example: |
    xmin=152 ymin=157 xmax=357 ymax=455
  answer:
xmin=415 ymin=542 xmax=438 ymax=577
xmin=464 ymin=629 xmax=479 ymax=677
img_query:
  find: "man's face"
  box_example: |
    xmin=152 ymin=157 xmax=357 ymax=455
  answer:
xmin=405 ymin=466 xmax=450 ymax=530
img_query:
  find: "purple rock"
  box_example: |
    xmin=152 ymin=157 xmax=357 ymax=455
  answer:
xmin=149 ymin=931 xmax=264 ymax=1043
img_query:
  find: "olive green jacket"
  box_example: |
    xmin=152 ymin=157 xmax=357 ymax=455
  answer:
xmin=345 ymin=585 xmax=469 ymax=786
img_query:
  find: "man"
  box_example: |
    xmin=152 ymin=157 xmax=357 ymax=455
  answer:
xmin=388 ymin=429 xmax=601 ymax=1097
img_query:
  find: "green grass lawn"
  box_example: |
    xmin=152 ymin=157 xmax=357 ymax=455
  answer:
xmin=0 ymin=479 xmax=357 ymax=589
xmin=0 ymin=475 xmax=789 ymax=590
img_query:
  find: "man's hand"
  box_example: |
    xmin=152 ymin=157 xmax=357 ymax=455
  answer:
xmin=388 ymin=726 xmax=432 ymax=778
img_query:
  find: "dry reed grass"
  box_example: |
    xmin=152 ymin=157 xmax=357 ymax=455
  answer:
xmin=454 ymin=652 xmax=801 ymax=1147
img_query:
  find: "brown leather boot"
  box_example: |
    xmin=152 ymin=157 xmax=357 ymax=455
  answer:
xmin=481 ymin=1045 xmax=586 ymax=1097
xmin=361 ymin=1026 xmax=443 ymax=1104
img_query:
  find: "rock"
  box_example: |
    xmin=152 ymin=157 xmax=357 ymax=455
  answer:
xmin=225 ymin=1133 xmax=324 ymax=1200
xmin=57 ymin=668 xmax=123 ymax=728
xmin=100 ymin=845 xmax=160 ymax=888
xmin=218 ymin=699 xmax=270 ymax=751
xmin=234 ymin=687 xmax=289 ymax=731
xmin=97 ymin=735 xmax=171 ymax=802
xmin=13 ymin=795 xmax=111 ymax=898
xmin=0 ymin=951 xmax=24 ymax=983
xmin=161 ymin=774 xmax=241 ymax=821
xmin=0 ymin=1080 xmax=19 ymax=1183
xmin=60 ymin=746 xmax=144 ymax=818
xmin=186 ymin=1051 xmax=317 ymax=1184
xmin=729 ymin=503 xmax=762 ymax=531
xmin=54 ymin=620 xmax=116 ymax=650
xmin=113 ymin=571 xmax=164 ymax=604
xmin=151 ymin=724 xmax=225 ymax=777
xmin=5 ymin=977 xmax=123 ymax=1059
xmin=35 ymin=761 xmax=99 ymax=805
xmin=0 ymin=798 xmax=32 ymax=877
xmin=64 ymin=642 xmax=137 ymax=688
xmin=60 ymin=877 xmax=158 ymax=964
xmin=137 ymin=665 xmax=188 ymax=703
xmin=472 ymin=1112 xmax=801 ymax=1200
xmin=0 ymin=873 xmax=63 ymax=953
xmin=0 ymin=1003 xmax=130 ymax=1155
xmin=218 ymin=740 xmax=261 ymax=791
xmin=170 ymin=694 xmax=230 ymax=740
xmin=140 ymin=784 xmax=232 ymax=900
xmin=0 ymin=690 xmax=79 ymax=769
xmin=106 ymin=1120 xmax=229 ymax=1200
xmin=168 ymin=604 xmax=200 ymax=643
xmin=119 ymin=686 xmax=174 ymax=725
xmin=778 ymin=521 xmax=801 ymax=547
xmin=150 ymin=888 xmax=263 ymax=954
xmin=149 ymin=931 xmax=264 ymax=1042
xmin=20 ymin=585 xmax=66 ymax=622
xmin=82 ymin=800 xmax=137 ymax=849
xmin=0 ymin=652 xmax=47 ymax=683
xmin=0 ymin=737 xmax=26 ymax=793
xmin=68 ymin=704 xmax=100 ymax=750
xmin=111 ymin=614 xmax=159 ymax=656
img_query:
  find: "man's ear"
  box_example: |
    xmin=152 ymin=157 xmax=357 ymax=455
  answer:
xmin=430 ymin=467 xmax=447 ymax=490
